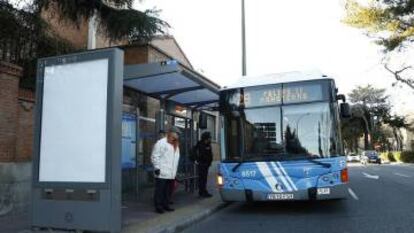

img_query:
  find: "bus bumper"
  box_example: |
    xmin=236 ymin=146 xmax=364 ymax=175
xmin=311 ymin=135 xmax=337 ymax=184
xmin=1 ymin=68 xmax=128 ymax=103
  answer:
xmin=219 ymin=183 xmax=348 ymax=202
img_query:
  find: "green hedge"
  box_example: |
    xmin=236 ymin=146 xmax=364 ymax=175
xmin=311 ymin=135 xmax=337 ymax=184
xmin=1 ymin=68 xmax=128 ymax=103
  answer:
xmin=388 ymin=152 xmax=396 ymax=162
xmin=380 ymin=152 xmax=394 ymax=162
xmin=400 ymin=151 xmax=414 ymax=163
xmin=380 ymin=151 xmax=414 ymax=163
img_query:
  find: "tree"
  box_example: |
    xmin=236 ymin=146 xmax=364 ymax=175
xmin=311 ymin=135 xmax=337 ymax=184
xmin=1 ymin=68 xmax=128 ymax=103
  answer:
xmin=384 ymin=115 xmax=411 ymax=150
xmin=346 ymin=84 xmax=412 ymax=151
xmin=0 ymin=0 xmax=168 ymax=88
xmin=343 ymin=0 xmax=414 ymax=89
xmin=284 ymin=126 xmax=308 ymax=155
xmin=371 ymin=124 xmax=394 ymax=151
xmin=0 ymin=0 xmax=75 ymax=88
xmin=348 ymin=85 xmax=391 ymax=150
xmin=341 ymin=113 xmax=365 ymax=153
xmin=36 ymin=0 xmax=168 ymax=43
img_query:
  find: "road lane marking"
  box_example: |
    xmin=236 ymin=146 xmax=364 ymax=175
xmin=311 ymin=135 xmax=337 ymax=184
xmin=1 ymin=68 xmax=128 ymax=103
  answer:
xmin=362 ymin=172 xmax=379 ymax=179
xmin=394 ymin=172 xmax=411 ymax=178
xmin=348 ymin=188 xmax=359 ymax=200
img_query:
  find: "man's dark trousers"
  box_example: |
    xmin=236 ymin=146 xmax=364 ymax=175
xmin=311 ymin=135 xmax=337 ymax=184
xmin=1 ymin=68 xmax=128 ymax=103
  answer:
xmin=154 ymin=178 xmax=173 ymax=209
xmin=198 ymin=163 xmax=210 ymax=195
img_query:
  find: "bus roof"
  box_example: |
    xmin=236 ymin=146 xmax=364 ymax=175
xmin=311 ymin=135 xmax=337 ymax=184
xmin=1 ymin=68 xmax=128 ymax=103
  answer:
xmin=222 ymin=70 xmax=333 ymax=90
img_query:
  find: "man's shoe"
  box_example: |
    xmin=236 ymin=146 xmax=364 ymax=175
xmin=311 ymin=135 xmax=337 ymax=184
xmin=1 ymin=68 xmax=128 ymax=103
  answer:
xmin=164 ymin=206 xmax=175 ymax=212
xmin=155 ymin=208 xmax=164 ymax=214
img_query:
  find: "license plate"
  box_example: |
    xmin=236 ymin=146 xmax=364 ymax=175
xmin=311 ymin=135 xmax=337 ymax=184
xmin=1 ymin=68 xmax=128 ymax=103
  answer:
xmin=267 ymin=193 xmax=294 ymax=200
xmin=317 ymin=188 xmax=330 ymax=195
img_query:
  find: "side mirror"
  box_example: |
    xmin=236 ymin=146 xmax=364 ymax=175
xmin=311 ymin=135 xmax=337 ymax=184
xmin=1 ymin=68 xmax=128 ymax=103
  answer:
xmin=336 ymin=94 xmax=346 ymax=102
xmin=199 ymin=112 xmax=208 ymax=129
xmin=340 ymin=103 xmax=351 ymax=118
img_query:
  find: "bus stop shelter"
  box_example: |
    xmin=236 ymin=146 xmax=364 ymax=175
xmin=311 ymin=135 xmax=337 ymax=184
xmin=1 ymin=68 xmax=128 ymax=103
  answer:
xmin=31 ymin=48 xmax=219 ymax=233
xmin=124 ymin=60 xmax=219 ymax=109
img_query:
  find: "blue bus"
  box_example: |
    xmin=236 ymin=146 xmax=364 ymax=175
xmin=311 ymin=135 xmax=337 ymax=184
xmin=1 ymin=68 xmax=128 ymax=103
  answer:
xmin=217 ymin=72 xmax=350 ymax=201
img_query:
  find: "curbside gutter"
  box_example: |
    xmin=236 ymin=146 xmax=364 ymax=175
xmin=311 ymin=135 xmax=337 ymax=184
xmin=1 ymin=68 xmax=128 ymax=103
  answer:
xmin=122 ymin=195 xmax=230 ymax=233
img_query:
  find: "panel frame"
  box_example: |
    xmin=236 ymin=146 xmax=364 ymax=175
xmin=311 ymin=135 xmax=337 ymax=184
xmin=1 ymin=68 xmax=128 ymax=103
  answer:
xmin=32 ymin=48 xmax=123 ymax=233
xmin=33 ymin=49 xmax=120 ymax=189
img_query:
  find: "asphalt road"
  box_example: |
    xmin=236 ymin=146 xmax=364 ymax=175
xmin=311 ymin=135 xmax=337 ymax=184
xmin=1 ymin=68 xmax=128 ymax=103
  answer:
xmin=182 ymin=163 xmax=414 ymax=233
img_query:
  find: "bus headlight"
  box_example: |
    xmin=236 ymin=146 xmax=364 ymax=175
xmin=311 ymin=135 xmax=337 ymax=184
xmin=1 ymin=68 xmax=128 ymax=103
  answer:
xmin=217 ymin=174 xmax=224 ymax=186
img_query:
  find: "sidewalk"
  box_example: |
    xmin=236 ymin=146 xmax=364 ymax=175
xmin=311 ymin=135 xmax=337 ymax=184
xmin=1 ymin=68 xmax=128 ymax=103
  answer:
xmin=0 ymin=168 xmax=227 ymax=233
xmin=122 ymin=167 xmax=227 ymax=233
xmin=0 ymin=212 xmax=30 ymax=233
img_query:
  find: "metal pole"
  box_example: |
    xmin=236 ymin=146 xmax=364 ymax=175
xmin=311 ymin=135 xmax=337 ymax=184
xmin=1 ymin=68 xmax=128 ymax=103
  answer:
xmin=87 ymin=12 xmax=97 ymax=50
xmin=135 ymin=108 xmax=140 ymax=200
xmin=241 ymin=0 xmax=247 ymax=76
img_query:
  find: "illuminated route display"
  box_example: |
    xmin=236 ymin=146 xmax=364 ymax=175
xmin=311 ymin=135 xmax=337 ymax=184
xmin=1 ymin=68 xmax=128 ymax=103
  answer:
xmin=227 ymin=82 xmax=327 ymax=107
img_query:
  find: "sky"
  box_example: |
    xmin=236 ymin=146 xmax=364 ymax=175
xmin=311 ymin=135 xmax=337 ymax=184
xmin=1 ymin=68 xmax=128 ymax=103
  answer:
xmin=138 ymin=0 xmax=414 ymax=114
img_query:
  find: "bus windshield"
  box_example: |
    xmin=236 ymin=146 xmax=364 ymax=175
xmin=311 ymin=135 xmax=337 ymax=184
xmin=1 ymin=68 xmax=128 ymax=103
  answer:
xmin=224 ymin=102 xmax=340 ymax=161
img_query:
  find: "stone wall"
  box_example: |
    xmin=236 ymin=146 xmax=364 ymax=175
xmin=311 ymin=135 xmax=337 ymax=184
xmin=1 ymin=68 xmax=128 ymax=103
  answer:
xmin=0 ymin=162 xmax=31 ymax=217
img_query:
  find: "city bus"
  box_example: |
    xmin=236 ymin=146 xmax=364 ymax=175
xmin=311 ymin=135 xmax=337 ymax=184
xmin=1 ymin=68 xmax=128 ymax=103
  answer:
xmin=217 ymin=71 xmax=350 ymax=201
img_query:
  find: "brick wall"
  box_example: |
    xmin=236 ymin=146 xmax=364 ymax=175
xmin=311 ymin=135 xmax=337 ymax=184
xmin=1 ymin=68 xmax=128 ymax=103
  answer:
xmin=0 ymin=62 xmax=22 ymax=162
xmin=124 ymin=46 xmax=149 ymax=65
xmin=15 ymin=89 xmax=35 ymax=162
xmin=0 ymin=61 xmax=32 ymax=217
xmin=0 ymin=62 xmax=35 ymax=163
xmin=150 ymin=37 xmax=193 ymax=68
xmin=148 ymin=46 xmax=170 ymax=63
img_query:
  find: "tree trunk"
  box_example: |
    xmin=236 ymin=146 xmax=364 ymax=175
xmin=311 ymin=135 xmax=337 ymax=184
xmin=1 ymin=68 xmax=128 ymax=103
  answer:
xmin=361 ymin=114 xmax=371 ymax=150
xmin=397 ymin=129 xmax=403 ymax=151
xmin=392 ymin=128 xmax=400 ymax=151
xmin=364 ymin=132 xmax=369 ymax=150
xmin=354 ymin=137 xmax=359 ymax=152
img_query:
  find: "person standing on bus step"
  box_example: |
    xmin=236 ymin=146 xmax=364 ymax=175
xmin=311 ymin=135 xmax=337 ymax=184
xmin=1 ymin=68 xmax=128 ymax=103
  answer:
xmin=151 ymin=127 xmax=181 ymax=214
xmin=193 ymin=132 xmax=214 ymax=198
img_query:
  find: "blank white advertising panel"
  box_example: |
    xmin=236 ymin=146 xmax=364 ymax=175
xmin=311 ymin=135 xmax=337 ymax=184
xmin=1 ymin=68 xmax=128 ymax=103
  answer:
xmin=39 ymin=59 xmax=109 ymax=183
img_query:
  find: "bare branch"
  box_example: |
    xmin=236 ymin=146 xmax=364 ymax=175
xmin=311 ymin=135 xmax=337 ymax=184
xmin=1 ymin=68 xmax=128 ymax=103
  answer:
xmin=384 ymin=64 xmax=414 ymax=89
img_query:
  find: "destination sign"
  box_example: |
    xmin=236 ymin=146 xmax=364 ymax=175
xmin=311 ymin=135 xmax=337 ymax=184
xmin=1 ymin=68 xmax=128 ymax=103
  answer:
xmin=229 ymin=83 xmax=324 ymax=107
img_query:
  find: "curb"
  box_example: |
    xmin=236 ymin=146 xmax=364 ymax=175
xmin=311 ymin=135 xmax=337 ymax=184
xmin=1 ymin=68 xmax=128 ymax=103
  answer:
xmin=168 ymin=201 xmax=230 ymax=233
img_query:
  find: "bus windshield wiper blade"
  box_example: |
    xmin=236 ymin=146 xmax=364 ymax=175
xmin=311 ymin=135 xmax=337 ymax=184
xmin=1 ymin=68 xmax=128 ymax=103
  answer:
xmin=306 ymin=158 xmax=331 ymax=168
xmin=232 ymin=153 xmax=285 ymax=171
xmin=232 ymin=161 xmax=243 ymax=172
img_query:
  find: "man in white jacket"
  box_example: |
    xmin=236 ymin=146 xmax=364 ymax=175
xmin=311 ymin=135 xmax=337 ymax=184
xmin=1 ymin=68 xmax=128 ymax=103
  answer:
xmin=151 ymin=127 xmax=181 ymax=214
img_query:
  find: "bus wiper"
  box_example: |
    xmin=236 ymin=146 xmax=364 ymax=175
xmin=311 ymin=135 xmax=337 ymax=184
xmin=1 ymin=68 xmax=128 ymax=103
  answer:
xmin=232 ymin=160 xmax=244 ymax=172
xmin=306 ymin=158 xmax=331 ymax=168
xmin=232 ymin=154 xmax=284 ymax=172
